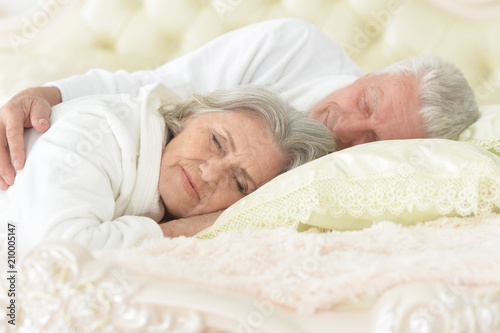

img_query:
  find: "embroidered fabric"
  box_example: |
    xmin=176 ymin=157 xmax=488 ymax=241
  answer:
xmin=458 ymin=104 xmax=500 ymax=157
xmin=196 ymin=140 xmax=500 ymax=239
xmin=469 ymin=139 xmax=500 ymax=155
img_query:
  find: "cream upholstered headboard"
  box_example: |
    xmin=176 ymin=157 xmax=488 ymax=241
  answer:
xmin=0 ymin=0 xmax=499 ymax=106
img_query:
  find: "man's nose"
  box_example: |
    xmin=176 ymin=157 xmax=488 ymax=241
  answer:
xmin=199 ymin=158 xmax=231 ymax=185
xmin=333 ymin=120 xmax=370 ymax=150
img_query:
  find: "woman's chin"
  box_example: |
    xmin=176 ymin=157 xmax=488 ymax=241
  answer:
xmin=160 ymin=204 xmax=183 ymax=222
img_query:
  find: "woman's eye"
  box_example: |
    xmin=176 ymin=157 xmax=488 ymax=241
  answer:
xmin=233 ymin=175 xmax=247 ymax=195
xmin=212 ymin=134 xmax=223 ymax=150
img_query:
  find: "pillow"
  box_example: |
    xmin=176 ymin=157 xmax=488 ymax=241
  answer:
xmin=195 ymin=138 xmax=500 ymax=239
xmin=458 ymin=104 xmax=500 ymax=157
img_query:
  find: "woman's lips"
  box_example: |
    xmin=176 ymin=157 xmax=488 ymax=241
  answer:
xmin=181 ymin=168 xmax=200 ymax=200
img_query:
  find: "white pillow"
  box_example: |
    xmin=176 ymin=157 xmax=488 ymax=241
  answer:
xmin=196 ymin=138 xmax=500 ymax=239
xmin=458 ymin=104 xmax=500 ymax=157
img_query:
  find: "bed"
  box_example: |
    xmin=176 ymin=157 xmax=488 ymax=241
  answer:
xmin=1 ymin=0 xmax=500 ymax=332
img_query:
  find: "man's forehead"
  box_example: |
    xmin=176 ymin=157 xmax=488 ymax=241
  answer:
xmin=372 ymin=74 xmax=426 ymax=138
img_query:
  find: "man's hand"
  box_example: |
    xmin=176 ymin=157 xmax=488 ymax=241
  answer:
xmin=160 ymin=210 xmax=224 ymax=238
xmin=0 ymin=86 xmax=61 ymax=190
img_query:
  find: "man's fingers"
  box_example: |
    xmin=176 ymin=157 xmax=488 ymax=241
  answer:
xmin=0 ymin=145 xmax=16 ymax=189
xmin=0 ymin=87 xmax=58 ymax=188
xmin=5 ymin=110 xmax=26 ymax=171
xmin=30 ymin=100 xmax=51 ymax=133
xmin=33 ymin=117 xmax=50 ymax=132
xmin=0 ymin=178 xmax=8 ymax=191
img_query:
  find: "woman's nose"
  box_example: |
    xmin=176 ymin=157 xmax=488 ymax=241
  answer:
xmin=199 ymin=159 xmax=231 ymax=185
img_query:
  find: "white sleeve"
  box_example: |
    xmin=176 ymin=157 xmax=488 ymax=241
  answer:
xmin=44 ymin=18 xmax=363 ymax=102
xmin=13 ymin=106 xmax=163 ymax=254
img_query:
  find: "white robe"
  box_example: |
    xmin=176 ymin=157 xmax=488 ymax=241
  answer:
xmin=45 ymin=18 xmax=364 ymax=112
xmin=0 ymin=85 xmax=168 ymax=255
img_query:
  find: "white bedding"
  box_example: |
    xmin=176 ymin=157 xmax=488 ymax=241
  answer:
xmin=2 ymin=1 xmax=500 ymax=331
xmin=98 ymin=214 xmax=500 ymax=314
xmin=4 ymin=213 xmax=500 ymax=332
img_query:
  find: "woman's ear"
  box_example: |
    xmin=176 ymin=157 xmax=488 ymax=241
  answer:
xmin=181 ymin=115 xmax=193 ymax=126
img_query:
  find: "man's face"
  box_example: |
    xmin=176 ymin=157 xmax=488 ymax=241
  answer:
xmin=308 ymin=73 xmax=427 ymax=150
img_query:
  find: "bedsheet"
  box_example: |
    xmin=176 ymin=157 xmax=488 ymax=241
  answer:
xmin=1 ymin=1 xmax=500 ymax=331
xmin=2 ymin=214 xmax=500 ymax=332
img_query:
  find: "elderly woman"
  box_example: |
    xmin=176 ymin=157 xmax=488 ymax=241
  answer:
xmin=0 ymin=84 xmax=334 ymax=254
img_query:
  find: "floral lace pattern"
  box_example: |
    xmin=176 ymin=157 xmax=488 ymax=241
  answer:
xmin=197 ymin=151 xmax=500 ymax=239
xmin=469 ymin=138 xmax=500 ymax=155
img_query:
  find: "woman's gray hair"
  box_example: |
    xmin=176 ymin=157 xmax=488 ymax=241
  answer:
xmin=373 ymin=55 xmax=479 ymax=140
xmin=158 ymin=85 xmax=335 ymax=172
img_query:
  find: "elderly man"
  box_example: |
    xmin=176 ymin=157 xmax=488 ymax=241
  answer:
xmin=0 ymin=18 xmax=478 ymax=191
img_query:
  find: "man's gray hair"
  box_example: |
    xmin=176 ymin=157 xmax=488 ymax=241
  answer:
xmin=159 ymin=85 xmax=335 ymax=172
xmin=373 ymin=55 xmax=479 ymax=140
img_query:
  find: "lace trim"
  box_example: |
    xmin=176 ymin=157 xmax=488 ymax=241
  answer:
xmin=468 ymin=138 xmax=500 ymax=154
xmin=196 ymin=156 xmax=500 ymax=239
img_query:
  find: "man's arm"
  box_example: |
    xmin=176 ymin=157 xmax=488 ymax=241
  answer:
xmin=0 ymin=86 xmax=61 ymax=189
xmin=0 ymin=18 xmax=362 ymax=189
xmin=160 ymin=211 xmax=223 ymax=238
xmin=0 ymin=19 xmax=292 ymax=189
xmin=47 ymin=18 xmax=330 ymax=101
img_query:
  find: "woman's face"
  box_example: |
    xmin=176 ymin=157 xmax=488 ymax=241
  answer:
xmin=159 ymin=111 xmax=286 ymax=219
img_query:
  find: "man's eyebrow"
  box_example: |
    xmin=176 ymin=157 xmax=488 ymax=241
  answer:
xmin=371 ymin=87 xmax=382 ymax=141
xmin=371 ymin=86 xmax=380 ymax=114
xmin=222 ymin=127 xmax=258 ymax=190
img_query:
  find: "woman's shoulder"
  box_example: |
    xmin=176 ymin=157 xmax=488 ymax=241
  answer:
xmin=52 ymin=93 xmax=142 ymax=123
xmin=45 ymin=84 xmax=167 ymax=155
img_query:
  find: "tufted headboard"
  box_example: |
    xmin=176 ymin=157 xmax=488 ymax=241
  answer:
xmin=0 ymin=0 xmax=499 ymax=106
